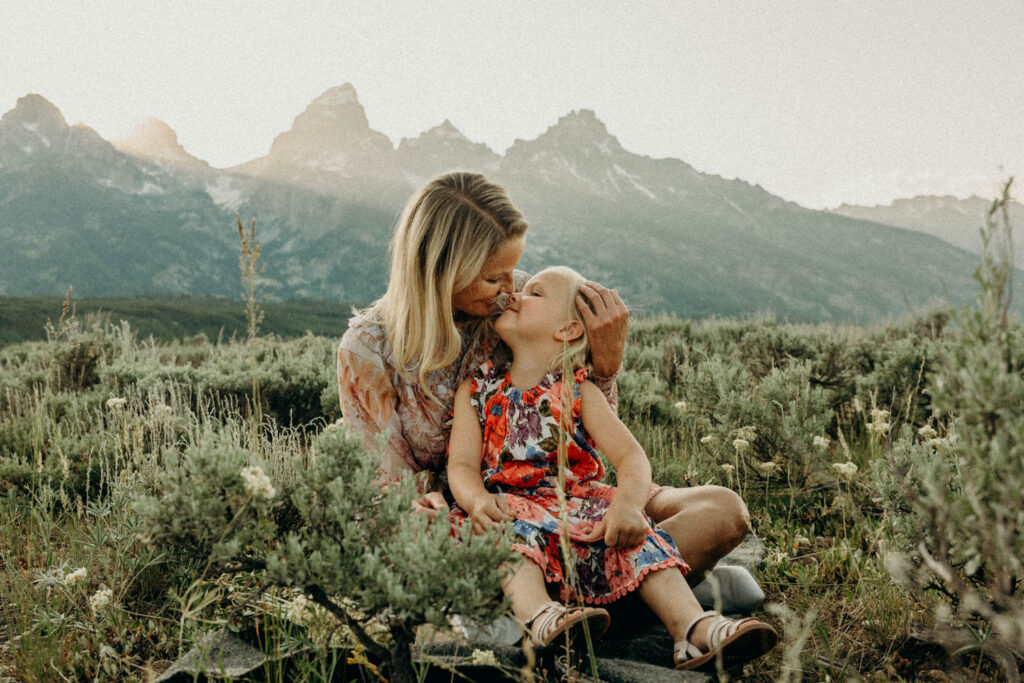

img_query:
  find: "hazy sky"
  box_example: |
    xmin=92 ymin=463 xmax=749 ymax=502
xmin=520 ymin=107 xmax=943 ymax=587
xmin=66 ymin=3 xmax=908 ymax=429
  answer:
xmin=2 ymin=1 xmax=1022 ymax=209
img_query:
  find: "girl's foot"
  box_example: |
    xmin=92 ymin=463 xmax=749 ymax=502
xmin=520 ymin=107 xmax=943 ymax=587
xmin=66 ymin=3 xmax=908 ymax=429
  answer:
xmin=523 ymin=601 xmax=611 ymax=648
xmin=673 ymin=610 xmax=777 ymax=672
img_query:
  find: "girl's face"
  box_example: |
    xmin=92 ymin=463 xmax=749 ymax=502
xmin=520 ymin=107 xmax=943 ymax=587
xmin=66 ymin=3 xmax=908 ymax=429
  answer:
xmin=495 ymin=269 xmax=577 ymax=343
xmin=451 ymin=236 xmax=525 ymax=317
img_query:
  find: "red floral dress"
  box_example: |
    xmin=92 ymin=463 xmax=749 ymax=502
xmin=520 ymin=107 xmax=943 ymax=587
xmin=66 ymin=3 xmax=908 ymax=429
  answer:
xmin=450 ymin=361 xmax=689 ymax=604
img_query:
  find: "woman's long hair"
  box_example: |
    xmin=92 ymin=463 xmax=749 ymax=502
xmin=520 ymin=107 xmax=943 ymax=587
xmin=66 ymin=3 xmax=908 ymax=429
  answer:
xmin=373 ymin=172 xmax=528 ymax=402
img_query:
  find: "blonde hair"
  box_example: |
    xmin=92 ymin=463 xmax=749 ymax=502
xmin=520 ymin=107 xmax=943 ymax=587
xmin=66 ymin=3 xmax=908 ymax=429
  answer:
xmin=538 ymin=266 xmax=592 ymax=373
xmin=374 ymin=172 xmax=528 ymax=402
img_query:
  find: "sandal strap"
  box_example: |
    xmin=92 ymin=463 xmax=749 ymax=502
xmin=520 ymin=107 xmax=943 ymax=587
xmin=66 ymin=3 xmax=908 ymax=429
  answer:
xmin=673 ymin=609 xmax=717 ymax=664
xmin=707 ymin=616 xmax=759 ymax=648
xmin=525 ymin=601 xmax=566 ymax=643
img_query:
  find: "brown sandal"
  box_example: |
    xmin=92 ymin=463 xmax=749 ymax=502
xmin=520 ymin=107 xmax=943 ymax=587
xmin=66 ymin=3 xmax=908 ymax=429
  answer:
xmin=523 ymin=600 xmax=611 ymax=648
xmin=673 ymin=610 xmax=778 ymax=672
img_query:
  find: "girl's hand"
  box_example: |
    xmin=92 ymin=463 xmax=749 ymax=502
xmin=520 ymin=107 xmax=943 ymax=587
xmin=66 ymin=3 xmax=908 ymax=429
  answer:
xmin=576 ymin=281 xmax=628 ymax=378
xmin=580 ymin=502 xmax=647 ymax=548
xmin=411 ymin=491 xmax=448 ymax=520
xmin=468 ymin=493 xmax=513 ymax=535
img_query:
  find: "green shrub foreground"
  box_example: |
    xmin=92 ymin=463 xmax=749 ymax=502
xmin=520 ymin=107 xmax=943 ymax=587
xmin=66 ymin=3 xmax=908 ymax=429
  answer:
xmin=2 ymin=198 xmax=1022 ymax=681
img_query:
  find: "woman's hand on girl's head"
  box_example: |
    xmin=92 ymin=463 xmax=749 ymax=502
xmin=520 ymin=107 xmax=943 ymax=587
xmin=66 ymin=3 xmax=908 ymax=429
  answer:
xmin=412 ymin=491 xmax=448 ymax=520
xmin=576 ymin=281 xmax=629 ymax=378
xmin=468 ymin=493 xmax=512 ymax=535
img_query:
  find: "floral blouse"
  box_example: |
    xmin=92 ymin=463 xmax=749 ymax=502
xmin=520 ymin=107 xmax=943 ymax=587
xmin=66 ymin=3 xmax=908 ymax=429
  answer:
xmin=336 ymin=270 xmax=618 ymax=492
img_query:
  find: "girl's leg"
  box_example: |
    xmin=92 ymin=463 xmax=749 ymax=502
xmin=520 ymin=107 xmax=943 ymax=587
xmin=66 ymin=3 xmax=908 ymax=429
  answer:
xmin=502 ymin=560 xmax=557 ymax=623
xmin=639 ymin=567 xmax=778 ymax=670
xmin=637 ymin=567 xmax=712 ymax=649
xmin=502 ymin=560 xmax=610 ymax=645
xmin=645 ymin=485 xmax=750 ymax=583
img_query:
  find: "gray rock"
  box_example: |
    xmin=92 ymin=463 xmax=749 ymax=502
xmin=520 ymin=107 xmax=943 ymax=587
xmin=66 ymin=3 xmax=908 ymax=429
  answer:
xmin=155 ymin=627 xmax=309 ymax=681
xmin=719 ymin=532 xmax=766 ymax=570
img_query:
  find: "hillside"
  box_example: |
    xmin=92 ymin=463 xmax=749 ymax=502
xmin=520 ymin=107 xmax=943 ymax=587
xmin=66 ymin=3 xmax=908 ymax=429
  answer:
xmin=1 ymin=87 xmax=1019 ymax=321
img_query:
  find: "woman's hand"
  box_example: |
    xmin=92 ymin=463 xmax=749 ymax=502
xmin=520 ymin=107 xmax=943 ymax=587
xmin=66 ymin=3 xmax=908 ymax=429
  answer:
xmin=411 ymin=491 xmax=448 ymax=520
xmin=576 ymin=281 xmax=628 ymax=378
xmin=468 ymin=493 xmax=512 ymax=535
xmin=580 ymin=502 xmax=647 ymax=548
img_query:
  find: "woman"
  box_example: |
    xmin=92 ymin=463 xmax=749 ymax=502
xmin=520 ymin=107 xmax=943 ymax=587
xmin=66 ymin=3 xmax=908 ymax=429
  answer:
xmin=337 ymin=172 xmax=752 ymax=592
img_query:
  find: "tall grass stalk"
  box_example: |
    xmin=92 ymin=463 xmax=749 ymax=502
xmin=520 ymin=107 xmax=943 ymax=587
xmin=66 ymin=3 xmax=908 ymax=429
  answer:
xmin=238 ymin=215 xmax=265 ymax=448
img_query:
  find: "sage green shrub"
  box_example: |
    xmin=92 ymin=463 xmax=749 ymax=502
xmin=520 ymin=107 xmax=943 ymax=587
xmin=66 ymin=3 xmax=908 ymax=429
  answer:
xmin=878 ymin=184 xmax=1024 ymax=665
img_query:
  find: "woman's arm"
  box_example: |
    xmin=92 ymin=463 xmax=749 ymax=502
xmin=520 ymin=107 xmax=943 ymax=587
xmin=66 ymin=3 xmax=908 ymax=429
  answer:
xmin=448 ymin=379 xmax=511 ymax=534
xmin=337 ymin=345 xmax=416 ymax=478
xmin=578 ymin=380 xmax=651 ymax=548
xmin=576 ymin=281 xmax=628 ymax=409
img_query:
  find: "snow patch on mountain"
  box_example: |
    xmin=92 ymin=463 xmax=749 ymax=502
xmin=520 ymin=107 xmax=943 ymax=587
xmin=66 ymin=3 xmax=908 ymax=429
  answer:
xmin=205 ymin=175 xmax=244 ymax=210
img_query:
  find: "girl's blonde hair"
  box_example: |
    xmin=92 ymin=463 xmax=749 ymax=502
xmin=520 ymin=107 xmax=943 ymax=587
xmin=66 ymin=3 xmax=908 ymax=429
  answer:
xmin=538 ymin=266 xmax=591 ymax=373
xmin=374 ymin=172 xmax=528 ymax=402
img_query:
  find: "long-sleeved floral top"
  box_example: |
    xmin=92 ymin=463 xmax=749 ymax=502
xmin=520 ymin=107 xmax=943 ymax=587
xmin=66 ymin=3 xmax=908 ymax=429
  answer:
xmin=337 ymin=270 xmax=618 ymax=493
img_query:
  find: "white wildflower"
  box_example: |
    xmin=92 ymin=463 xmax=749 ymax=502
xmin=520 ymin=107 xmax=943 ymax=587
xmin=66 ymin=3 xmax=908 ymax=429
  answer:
xmin=64 ymin=567 xmax=87 ymax=587
xmin=917 ymin=424 xmax=937 ymax=439
xmin=674 ymin=400 xmax=688 ymax=413
xmin=793 ymin=535 xmax=811 ymax=548
xmin=732 ymin=438 xmax=750 ymax=454
xmin=240 ymin=466 xmax=276 ymax=500
xmin=812 ymin=435 xmax=830 ymax=451
xmin=866 ymin=420 xmax=891 ymax=436
xmin=106 ymin=397 xmax=127 ymax=410
xmin=851 ymin=397 xmax=864 ymax=413
xmin=720 ymin=464 xmax=735 ymax=476
xmin=90 ymin=586 xmax=114 ymax=614
xmin=468 ymin=649 xmax=500 ymax=667
xmin=287 ymin=594 xmax=312 ymax=625
xmin=99 ymin=644 xmax=117 ymax=659
xmin=832 ymin=461 xmax=858 ymax=480
xmin=870 ymin=408 xmax=890 ymax=423
xmin=754 ymin=460 xmax=780 ymax=476
xmin=929 ymin=438 xmax=950 ymax=449
xmin=700 ymin=435 xmax=718 ymax=446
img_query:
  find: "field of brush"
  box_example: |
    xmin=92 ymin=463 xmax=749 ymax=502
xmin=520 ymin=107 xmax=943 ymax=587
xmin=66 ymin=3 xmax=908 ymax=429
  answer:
xmin=0 ymin=305 xmax=1015 ymax=681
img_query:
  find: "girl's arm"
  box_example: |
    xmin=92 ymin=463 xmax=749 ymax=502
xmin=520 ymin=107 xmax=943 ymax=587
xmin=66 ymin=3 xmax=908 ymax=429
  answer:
xmin=578 ymin=379 xmax=651 ymax=548
xmin=447 ymin=379 xmax=512 ymax=534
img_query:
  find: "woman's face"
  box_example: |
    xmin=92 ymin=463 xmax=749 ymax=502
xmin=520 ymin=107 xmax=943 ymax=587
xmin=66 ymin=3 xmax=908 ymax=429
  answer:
xmin=451 ymin=236 xmax=525 ymax=317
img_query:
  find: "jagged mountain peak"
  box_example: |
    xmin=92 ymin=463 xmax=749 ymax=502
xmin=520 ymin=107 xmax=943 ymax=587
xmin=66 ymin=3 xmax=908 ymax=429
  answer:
xmin=310 ymin=83 xmax=360 ymax=109
xmin=112 ymin=117 xmax=209 ymax=171
xmin=396 ymin=119 xmax=499 ymax=179
xmin=1 ymin=94 xmax=69 ymax=134
xmin=546 ymin=109 xmax=615 ymax=142
xmin=261 ymin=83 xmax=390 ymax=161
xmin=508 ymin=108 xmax=624 ymax=160
xmin=429 ymin=119 xmax=465 ymax=139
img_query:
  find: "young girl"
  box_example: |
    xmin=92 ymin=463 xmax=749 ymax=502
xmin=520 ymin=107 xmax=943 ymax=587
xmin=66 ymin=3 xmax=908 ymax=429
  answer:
xmin=447 ymin=266 xmax=778 ymax=672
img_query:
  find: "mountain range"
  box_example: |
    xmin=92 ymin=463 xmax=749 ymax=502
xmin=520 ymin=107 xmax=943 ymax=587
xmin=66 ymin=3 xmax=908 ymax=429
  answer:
xmin=1 ymin=83 xmax=1019 ymax=322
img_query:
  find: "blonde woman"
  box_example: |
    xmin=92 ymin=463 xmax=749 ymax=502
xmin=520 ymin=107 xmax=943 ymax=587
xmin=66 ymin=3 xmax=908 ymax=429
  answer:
xmin=337 ymin=172 xmax=757 ymax=609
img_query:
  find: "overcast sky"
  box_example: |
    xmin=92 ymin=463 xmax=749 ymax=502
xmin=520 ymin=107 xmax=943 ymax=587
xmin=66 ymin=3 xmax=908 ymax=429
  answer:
xmin=2 ymin=1 xmax=1022 ymax=209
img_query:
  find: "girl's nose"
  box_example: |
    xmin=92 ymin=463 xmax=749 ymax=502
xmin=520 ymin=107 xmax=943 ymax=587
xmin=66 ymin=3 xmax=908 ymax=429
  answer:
xmin=508 ymin=292 xmax=520 ymax=309
xmin=499 ymin=274 xmax=513 ymax=294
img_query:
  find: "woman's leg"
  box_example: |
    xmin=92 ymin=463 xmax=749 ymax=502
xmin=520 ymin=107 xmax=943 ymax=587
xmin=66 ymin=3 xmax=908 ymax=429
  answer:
xmin=645 ymin=485 xmax=751 ymax=584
